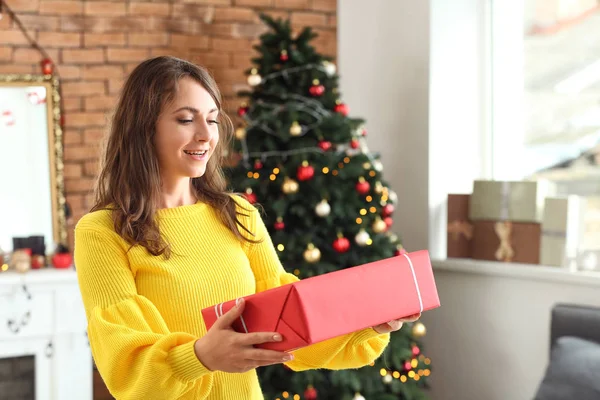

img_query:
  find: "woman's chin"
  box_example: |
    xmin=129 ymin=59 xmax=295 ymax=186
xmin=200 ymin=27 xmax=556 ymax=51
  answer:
xmin=185 ymin=167 xmax=207 ymax=179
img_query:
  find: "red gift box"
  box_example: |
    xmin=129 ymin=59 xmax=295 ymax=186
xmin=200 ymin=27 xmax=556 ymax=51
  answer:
xmin=201 ymin=250 xmax=440 ymax=352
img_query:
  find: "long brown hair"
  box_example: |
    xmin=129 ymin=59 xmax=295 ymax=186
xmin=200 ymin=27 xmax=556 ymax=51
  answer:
xmin=92 ymin=56 xmax=255 ymax=257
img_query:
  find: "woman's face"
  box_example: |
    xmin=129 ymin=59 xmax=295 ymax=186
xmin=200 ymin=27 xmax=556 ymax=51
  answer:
xmin=154 ymin=77 xmax=220 ymax=182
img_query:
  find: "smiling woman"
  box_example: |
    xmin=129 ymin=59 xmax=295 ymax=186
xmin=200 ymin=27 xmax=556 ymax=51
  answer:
xmin=154 ymin=81 xmax=220 ymax=194
xmin=90 ymin=57 xmax=241 ymax=257
xmin=74 ymin=56 xmax=393 ymax=400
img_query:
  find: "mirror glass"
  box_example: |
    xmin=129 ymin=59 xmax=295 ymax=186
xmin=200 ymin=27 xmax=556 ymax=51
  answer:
xmin=0 ymin=76 xmax=65 ymax=253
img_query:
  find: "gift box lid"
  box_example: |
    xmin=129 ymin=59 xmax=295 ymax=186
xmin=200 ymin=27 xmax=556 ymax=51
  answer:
xmin=470 ymin=179 xmax=556 ymax=222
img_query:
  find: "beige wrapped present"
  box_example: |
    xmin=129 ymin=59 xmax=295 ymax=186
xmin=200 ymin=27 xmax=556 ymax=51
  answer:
xmin=469 ymin=180 xmax=556 ymax=223
xmin=540 ymin=196 xmax=586 ymax=267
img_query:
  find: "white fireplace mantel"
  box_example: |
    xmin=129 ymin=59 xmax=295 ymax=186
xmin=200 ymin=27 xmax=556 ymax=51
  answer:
xmin=0 ymin=268 xmax=92 ymax=400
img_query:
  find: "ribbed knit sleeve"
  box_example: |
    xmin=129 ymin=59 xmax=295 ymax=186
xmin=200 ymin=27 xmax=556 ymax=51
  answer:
xmin=236 ymin=198 xmax=390 ymax=371
xmin=74 ymin=219 xmax=214 ymax=400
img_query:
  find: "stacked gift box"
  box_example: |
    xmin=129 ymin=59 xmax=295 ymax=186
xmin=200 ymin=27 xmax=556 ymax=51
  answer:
xmin=447 ymin=180 xmax=586 ymax=267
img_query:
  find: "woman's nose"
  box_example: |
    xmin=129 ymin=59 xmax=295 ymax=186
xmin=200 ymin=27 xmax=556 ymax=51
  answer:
xmin=193 ymin=121 xmax=211 ymax=142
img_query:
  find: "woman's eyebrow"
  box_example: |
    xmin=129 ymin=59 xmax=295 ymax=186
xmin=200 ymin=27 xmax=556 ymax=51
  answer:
xmin=173 ymin=106 xmax=218 ymax=114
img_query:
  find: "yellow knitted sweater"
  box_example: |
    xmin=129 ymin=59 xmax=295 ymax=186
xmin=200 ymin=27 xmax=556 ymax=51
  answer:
xmin=74 ymin=196 xmax=390 ymax=400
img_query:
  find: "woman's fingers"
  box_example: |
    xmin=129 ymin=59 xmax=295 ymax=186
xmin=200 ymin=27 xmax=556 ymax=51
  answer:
xmin=244 ymin=348 xmax=294 ymax=364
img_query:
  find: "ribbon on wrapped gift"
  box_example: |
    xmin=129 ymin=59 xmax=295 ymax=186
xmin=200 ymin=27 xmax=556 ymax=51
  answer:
xmin=499 ymin=181 xmax=510 ymax=221
xmin=447 ymin=220 xmax=473 ymax=241
xmin=494 ymin=221 xmax=514 ymax=262
xmin=542 ymin=229 xmax=567 ymax=239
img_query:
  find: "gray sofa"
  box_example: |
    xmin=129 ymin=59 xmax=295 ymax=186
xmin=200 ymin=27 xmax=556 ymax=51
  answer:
xmin=534 ymin=303 xmax=600 ymax=400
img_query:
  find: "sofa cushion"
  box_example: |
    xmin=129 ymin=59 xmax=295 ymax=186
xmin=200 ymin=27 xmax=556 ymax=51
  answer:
xmin=534 ymin=336 xmax=600 ymax=400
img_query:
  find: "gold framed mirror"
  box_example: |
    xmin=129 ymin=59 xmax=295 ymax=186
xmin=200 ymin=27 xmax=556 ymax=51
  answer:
xmin=0 ymin=74 xmax=66 ymax=252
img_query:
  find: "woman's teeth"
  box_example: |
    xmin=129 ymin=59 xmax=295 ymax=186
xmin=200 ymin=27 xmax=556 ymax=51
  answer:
xmin=184 ymin=150 xmax=207 ymax=156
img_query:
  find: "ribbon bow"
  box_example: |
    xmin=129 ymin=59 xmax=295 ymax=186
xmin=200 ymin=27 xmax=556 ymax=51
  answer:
xmin=447 ymin=220 xmax=473 ymax=241
xmin=494 ymin=221 xmax=514 ymax=262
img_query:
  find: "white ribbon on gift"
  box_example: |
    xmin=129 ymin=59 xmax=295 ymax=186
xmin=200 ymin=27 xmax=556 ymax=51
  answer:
xmin=214 ymin=298 xmax=249 ymax=333
xmin=499 ymin=181 xmax=510 ymax=221
xmin=213 ymin=254 xmax=424 ymax=333
xmin=403 ymin=253 xmax=424 ymax=314
xmin=542 ymin=229 xmax=567 ymax=238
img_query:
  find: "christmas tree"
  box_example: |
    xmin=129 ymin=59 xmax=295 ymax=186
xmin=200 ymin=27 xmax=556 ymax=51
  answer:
xmin=225 ymin=14 xmax=432 ymax=400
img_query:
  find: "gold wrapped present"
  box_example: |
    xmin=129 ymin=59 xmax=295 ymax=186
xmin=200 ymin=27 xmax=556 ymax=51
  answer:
xmin=469 ymin=180 xmax=556 ymax=223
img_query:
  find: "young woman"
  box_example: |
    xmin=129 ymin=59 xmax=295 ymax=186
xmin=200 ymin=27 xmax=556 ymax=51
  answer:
xmin=74 ymin=56 xmax=419 ymax=400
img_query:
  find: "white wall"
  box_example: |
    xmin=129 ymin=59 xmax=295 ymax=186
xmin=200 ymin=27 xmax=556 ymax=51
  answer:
xmin=423 ymin=263 xmax=600 ymax=400
xmin=338 ymin=1 xmax=600 ymax=400
xmin=428 ymin=0 xmax=492 ymax=259
xmin=338 ymin=0 xmax=430 ymax=253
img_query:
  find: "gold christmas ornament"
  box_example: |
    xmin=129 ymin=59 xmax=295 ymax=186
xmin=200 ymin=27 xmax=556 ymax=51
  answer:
xmin=412 ymin=321 xmax=427 ymax=338
xmin=290 ymin=121 xmax=302 ymax=136
xmin=363 ymin=162 xmax=371 ymax=170
xmin=372 ymin=217 xmax=387 ymax=233
xmin=247 ymin=68 xmax=262 ymax=86
xmin=303 ymin=243 xmax=321 ymax=263
xmin=235 ymin=127 xmax=247 ymax=140
xmin=282 ymin=177 xmax=299 ymax=194
xmin=374 ymin=181 xmax=383 ymax=194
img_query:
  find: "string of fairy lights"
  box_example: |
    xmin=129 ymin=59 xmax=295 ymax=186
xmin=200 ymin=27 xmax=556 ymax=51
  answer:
xmin=240 ymin=51 xmax=431 ymax=400
xmin=236 ymin=60 xmax=402 ymax=253
xmin=235 ymin=60 xmax=377 ymax=167
xmin=271 ymin=344 xmax=431 ymax=400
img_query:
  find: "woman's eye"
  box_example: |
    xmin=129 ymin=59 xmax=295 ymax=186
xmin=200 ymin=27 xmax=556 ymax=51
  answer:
xmin=178 ymin=119 xmax=193 ymax=124
xmin=208 ymin=120 xmax=220 ymax=125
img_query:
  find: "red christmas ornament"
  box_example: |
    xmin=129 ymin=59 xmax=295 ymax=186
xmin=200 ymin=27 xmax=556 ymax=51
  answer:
xmin=52 ymin=252 xmax=72 ymax=269
xmin=40 ymin=58 xmax=53 ymax=75
xmin=243 ymin=189 xmax=257 ymax=204
xmin=318 ymin=140 xmax=332 ymax=151
xmin=384 ymin=217 xmax=393 ymax=228
xmin=280 ymin=50 xmax=289 ymax=62
xmin=404 ymin=361 xmax=412 ymax=371
xmin=350 ymin=139 xmax=360 ymax=149
xmin=304 ymin=386 xmax=317 ymax=400
xmin=309 ymin=80 xmax=325 ymax=97
xmin=333 ymin=235 xmax=350 ymax=253
xmin=382 ymin=203 xmax=395 ymax=217
xmin=254 ymin=160 xmax=263 ymax=170
xmin=274 ymin=217 xmax=285 ymax=231
xmin=355 ymin=177 xmax=370 ymax=195
xmin=412 ymin=346 xmax=420 ymax=356
xmin=296 ymin=161 xmax=315 ymax=181
xmin=237 ymin=104 xmax=249 ymax=117
xmin=334 ymin=102 xmax=349 ymax=116
xmin=31 ymin=254 xmax=45 ymax=269
xmin=362 ymin=128 xmax=368 ymax=136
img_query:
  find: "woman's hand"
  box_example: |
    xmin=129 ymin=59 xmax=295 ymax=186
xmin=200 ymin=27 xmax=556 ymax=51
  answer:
xmin=373 ymin=312 xmax=422 ymax=334
xmin=194 ymin=298 xmax=293 ymax=373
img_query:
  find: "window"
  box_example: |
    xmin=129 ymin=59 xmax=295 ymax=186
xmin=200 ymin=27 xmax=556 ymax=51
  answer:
xmin=490 ymin=0 xmax=600 ymax=252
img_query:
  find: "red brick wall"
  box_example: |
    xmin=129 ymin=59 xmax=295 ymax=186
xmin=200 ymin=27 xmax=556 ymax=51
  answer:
xmin=0 ymin=0 xmax=337 ymax=246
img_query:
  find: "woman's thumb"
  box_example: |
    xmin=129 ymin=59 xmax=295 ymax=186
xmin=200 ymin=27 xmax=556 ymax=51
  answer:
xmin=216 ymin=298 xmax=245 ymax=328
